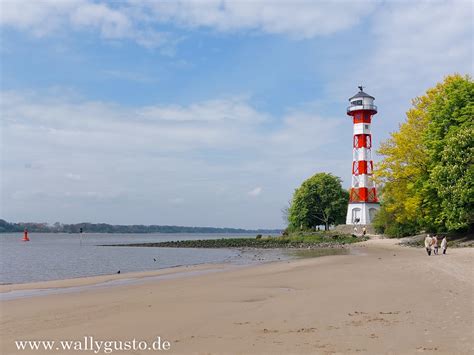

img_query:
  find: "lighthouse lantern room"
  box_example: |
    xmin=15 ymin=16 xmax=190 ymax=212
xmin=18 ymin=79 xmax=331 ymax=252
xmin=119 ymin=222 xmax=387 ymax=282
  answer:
xmin=346 ymin=86 xmax=380 ymax=225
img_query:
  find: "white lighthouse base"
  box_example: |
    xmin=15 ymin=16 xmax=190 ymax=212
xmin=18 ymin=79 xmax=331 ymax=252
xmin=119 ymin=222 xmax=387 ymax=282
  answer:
xmin=346 ymin=203 xmax=380 ymax=225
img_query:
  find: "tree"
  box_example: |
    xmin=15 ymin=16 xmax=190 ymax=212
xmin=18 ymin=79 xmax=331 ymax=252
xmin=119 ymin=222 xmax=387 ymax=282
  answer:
xmin=374 ymin=79 xmax=433 ymax=233
xmin=287 ymin=173 xmax=348 ymax=231
xmin=376 ymin=74 xmax=473 ymax=234
xmin=371 ymin=186 xmax=419 ymax=237
xmin=426 ymin=110 xmax=474 ymax=231
xmin=422 ymin=75 xmax=474 ymax=231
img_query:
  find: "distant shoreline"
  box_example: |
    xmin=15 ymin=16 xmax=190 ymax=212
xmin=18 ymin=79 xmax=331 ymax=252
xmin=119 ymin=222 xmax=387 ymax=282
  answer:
xmin=0 ymin=231 xmax=281 ymax=234
xmin=0 ymin=219 xmax=281 ymax=234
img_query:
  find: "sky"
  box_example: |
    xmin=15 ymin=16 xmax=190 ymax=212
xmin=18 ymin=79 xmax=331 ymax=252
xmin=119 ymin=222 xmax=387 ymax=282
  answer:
xmin=0 ymin=0 xmax=472 ymax=229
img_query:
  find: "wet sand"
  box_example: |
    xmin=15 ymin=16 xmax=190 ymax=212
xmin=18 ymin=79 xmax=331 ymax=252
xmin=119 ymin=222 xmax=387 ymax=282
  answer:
xmin=1 ymin=238 xmax=473 ymax=354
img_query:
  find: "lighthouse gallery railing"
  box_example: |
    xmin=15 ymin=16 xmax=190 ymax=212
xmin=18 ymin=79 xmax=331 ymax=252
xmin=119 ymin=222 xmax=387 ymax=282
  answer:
xmin=347 ymin=104 xmax=377 ymax=113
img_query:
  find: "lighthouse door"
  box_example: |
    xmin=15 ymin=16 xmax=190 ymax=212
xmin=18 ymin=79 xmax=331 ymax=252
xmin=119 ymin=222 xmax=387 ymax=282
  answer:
xmin=352 ymin=208 xmax=361 ymax=224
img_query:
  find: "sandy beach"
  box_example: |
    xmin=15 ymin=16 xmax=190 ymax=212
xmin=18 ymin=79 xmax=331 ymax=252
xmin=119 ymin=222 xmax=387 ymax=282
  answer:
xmin=1 ymin=238 xmax=473 ymax=355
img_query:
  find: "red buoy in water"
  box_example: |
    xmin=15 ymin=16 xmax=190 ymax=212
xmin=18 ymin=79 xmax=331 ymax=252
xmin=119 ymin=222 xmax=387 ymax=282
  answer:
xmin=22 ymin=228 xmax=30 ymax=242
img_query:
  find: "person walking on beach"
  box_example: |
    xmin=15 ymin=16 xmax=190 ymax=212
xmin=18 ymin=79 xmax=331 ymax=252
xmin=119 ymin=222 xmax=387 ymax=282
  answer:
xmin=441 ymin=236 xmax=447 ymax=255
xmin=432 ymin=235 xmax=439 ymax=255
xmin=424 ymin=234 xmax=432 ymax=256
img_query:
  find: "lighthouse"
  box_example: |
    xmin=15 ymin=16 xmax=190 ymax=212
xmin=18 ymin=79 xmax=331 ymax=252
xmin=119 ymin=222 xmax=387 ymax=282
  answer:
xmin=346 ymin=86 xmax=380 ymax=225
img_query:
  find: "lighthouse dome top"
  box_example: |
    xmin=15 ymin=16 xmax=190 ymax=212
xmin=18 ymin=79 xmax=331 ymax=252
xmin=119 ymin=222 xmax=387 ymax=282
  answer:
xmin=347 ymin=86 xmax=377 ymax=114
xmin=349 ymin=89 xmax=375 ymax=101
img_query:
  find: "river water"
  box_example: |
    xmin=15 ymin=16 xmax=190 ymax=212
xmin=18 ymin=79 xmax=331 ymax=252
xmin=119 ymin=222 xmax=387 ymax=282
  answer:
xmin=0 ymin=232 xmax=292 ymax=284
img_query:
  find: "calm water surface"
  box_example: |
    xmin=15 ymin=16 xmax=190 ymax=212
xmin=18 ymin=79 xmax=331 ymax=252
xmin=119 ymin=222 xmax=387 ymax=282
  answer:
xmin=0 ymin=233 xmax=289 ymax=284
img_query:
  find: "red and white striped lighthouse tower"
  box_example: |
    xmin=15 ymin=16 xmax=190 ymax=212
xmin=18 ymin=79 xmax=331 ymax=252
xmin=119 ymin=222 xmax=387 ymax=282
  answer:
xmin=346 ymin=86 xmax=380 ymax=225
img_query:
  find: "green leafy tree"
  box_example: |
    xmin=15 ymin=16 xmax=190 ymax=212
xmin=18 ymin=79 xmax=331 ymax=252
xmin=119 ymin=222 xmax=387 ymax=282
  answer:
xmin=422 ymin=75 xmax=474 ymax=231
xmin=428 ymin=117 xmax=474 ymax=230
xmin=288 ymin=173 xmax=348 ymax=231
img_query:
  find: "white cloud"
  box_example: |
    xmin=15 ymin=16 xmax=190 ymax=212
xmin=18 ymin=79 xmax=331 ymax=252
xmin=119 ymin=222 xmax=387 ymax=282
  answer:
xmin=169 ymin=197 xmax=184 ymax=205
xmin=65 ymin=173 xmax=81 ymax=181
xmin=270 ymin=112 xmax=342 ymax=154
xmin=248 ymin=187 xmax=262 ymax=197
xmin=1 ymin=90 xmax=341 ymax=160
xmin=138 ymin=97 xmax=268 ymax=123
xmin=0 ymin=0 xmax=166 ymax=48
xmin=0 ymin=0 xmax=375 ymax=47
xmin=368 ymin=0 xmax=472 ymax=95
xmin=1 ymin=90 xmax=345 ymax=227
xmin=69 ymin=2 xmax=132 ymax=39
xmin=0 ymin=0 xmax=81 ymax=36
xmin=325 ymin=0 xmax=472 ymax=144
xmin=140 ymin=0 xmax=376 ymax=38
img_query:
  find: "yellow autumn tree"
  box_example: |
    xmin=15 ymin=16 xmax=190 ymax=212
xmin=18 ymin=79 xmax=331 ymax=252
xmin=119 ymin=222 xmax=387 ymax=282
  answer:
xmin=375 ymin=90 xmax=432 ymax=227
